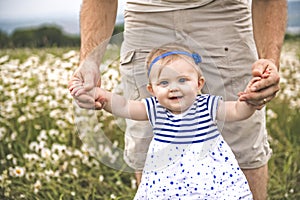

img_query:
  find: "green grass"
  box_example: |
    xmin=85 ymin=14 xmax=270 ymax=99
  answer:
xmin=0 ymin=40 xmax=299 ymax=199
xmin=266 ymin=40 xmax=300 ymax=199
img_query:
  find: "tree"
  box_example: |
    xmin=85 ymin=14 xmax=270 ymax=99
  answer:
xmin=0 ymin=30 xmax=10 ymax=48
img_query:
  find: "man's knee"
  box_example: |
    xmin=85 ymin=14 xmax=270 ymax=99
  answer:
xmin=242 ymin=164 xmax=268 ymax=200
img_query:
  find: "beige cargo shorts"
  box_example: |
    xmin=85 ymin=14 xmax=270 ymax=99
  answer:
xmin=120 ymin=0 xmax=272 ymax=170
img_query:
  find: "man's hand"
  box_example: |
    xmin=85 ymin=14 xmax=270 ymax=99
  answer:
xmin=239 ymin=59 xmax=280 ymax=109
xmin=68 ymin=59 xmax=106 ymax=109
xmin=68 ymin=59 xmax=101 ymax=96
xmin=73 ymin=88 xmax=107 ymax=110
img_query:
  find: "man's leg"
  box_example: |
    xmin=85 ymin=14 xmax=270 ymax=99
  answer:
xmin=242 ymin=164 xmax=268 ymax=200
xmin=121 ymin=10 xmax=185 ymax=188
xmin=135 ymin=171 xmax=142 ymax=186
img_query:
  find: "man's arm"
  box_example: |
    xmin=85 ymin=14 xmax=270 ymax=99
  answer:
xmin=239 ymin=0 xmax=287 ymax=108
xmin=252 ymin=0 xmax=287 ymax=68
xmin=80 ymin=0 xmax=118 ymax=63
xmin=68 ymin=0 xmax=118 ymax=109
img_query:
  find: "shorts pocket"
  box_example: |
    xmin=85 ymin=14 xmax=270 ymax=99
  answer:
xmin=120 ymin=49 xmax=151 ymax=100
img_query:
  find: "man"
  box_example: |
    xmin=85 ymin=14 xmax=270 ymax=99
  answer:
xmin=69 ymin=0 xmax=286 ymax=199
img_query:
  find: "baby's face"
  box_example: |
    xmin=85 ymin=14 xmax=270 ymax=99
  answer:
xmin=149 ymin=58 xmax=204 ymax=114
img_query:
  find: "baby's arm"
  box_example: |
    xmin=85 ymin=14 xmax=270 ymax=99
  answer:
xmin=95 ymin=88 xmax=148 ymax=121
xmin=217 ymin=99 xmax=256 ymax=122
xmin=217 ymin=77 xmax=260 ymax=122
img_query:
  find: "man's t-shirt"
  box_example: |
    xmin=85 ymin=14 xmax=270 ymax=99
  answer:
xmin=126 ymin=0 xmax=215 ymax=12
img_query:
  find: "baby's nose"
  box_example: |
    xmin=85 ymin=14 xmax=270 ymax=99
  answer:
xmin=169 ymin=83 xmax=179 ymax=92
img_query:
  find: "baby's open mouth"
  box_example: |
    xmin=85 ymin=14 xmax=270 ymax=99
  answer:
xmin=169 ymin=96 xmax=183 ymax=100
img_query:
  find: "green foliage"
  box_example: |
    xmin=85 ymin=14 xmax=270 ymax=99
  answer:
xmin=0 ymin=30 xmax=10 ymax=48
xmin=266 ymin=40 xmax=300 ymax=199
xmin=0 ymin=24 xmax=125 ymax=49
xmin=284 ymin=33 xmax=300 ymax=41
xmin=9 ymin=26 xmax=80 ymax=48
xmin=113 ymin=24 xmax=124 ymax=36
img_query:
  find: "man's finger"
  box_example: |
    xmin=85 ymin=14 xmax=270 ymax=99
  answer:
xmin=68 ymin=77 xmax=82 ymax=88
xmin=69 ymin=82 xmax=83 ymax=92
xmin=252 ymin=62 xmax=265 ymax=77
xmin=75 ymin=94 xmax=94 ymax=104
xmin=240 ymin=87 xmax=278 ymax=106
xmin=76 ymin=101 xmax=96 ymax=109
xmin=83 ymin=73 xmax=94 ymax=90
xmin=250 ymin=75 xmax=280 ymax=92
xmin=73 ymin=87 xmax=88 ymax=97
xmin=76 ymin=100 xmax=104 ymax=110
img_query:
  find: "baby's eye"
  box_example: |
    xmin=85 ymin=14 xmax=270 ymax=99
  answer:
xmin=159 ymin=80 xmax=169 ymax=86
xmin=178 ymin=78 xmax=187 ymax=83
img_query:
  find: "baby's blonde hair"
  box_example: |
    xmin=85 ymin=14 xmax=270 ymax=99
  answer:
xmin=146 ymin=43 xmax=203 ymax=81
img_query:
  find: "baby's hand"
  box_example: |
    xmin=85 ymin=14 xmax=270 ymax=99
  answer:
xmin=73 ymin=87 xmax=107 ymax=110
xmin=238 ymin=69 xmax=271 ymax=97
xmin=238 ymin=77 xmax=262 ymax=97
xmin=94 ymin=87 xmax=108 ymax=110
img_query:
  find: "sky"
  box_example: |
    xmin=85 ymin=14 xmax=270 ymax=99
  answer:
xmin=0 ymin=0 xmax=125 ymax=34
xmin=0 ymin=0 xmax=125 ymax=20
xmin=0 ymin=0 xmax=299 ymax=35
xmin=0 ymin=0 xmax=82 ymax=20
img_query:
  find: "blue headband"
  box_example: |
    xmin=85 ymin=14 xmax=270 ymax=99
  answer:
xmin=148 ymin=51 xmax=202 ymax=77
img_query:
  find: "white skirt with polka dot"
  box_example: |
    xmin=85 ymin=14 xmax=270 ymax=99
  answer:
xmin=134 ymin=135 xmax=253 ymax=200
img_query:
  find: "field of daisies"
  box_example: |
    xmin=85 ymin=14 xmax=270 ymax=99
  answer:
xmin=0 ymin=40 xmax=299 ymax=199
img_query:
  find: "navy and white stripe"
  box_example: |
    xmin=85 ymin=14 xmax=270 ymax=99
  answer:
xmin=142 ymin=94 xmax=222 ymax=144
